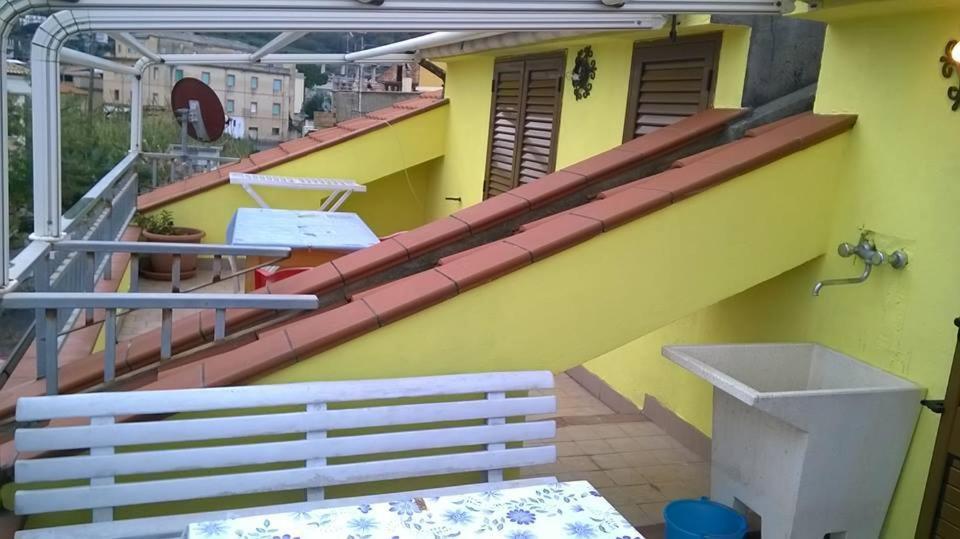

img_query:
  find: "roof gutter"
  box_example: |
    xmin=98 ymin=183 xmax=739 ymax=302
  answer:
xmin=419 ymin=29 xmax=654 ymax=59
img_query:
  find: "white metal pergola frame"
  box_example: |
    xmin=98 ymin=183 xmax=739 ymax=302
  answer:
xmin=0 ymin=0 xmax=795 ymax=292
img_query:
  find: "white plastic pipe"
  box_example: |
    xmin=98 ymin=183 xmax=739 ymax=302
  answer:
xmin=344 ymin=31 xmax=502 ymax=61
xmin=61 ymin=47 xmax=139 ymax=74
xmin=250 ymin=31 xmax=308 ymax=61
xmin=160 ymin=52 xmax=415 ymax=65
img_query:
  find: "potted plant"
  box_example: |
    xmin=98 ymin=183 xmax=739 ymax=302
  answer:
xmin=134 ymin=210 xmax=206 ymax=281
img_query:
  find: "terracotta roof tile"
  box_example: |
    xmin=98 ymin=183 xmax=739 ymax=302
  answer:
xmin=507 ymin=171 xmax=588 ymax=208
xmin=337 ymin=117 xmax=387 ymax=132
xmin=203 ymin=330 xmax=297 ymax=387
xmin=504 ymin=213 xmax=603 ymax=261
xmin=618 ymin=108 xmax=746 ymax=158
xmin=266 ymin=262 xmax=344 ymax=295
xmin=394 ymin=97 xmax=441 ymax=110
xmin=517 ymin=212 xmax=568 ymax=232
xmin=278 ymin=136 xmax=322 ymax=155
xmin=285 ymin=301 xmax=379 ymax=358
xmin=451 ymin=193 xmax=529 ymax=233
xmin=564 ymin=148 xmax=638 ymax=180
xmin=354 ymin=269 xmax=457 ymax=325
xmin=308 ymin=126 xmax=354 ymax=143
xmin=331 ymin=238 xmax=409 ymax=282
xmin=249 ymin=147 xmax=290 ymax=167
xmin=744 ymin=112 xmax=812 ymax=138
xmin=570 ymin=186 xmax=672 ymax=231
xmin=435 ymin=241 xmax=532 ymax=292
xmin=366 ymin=107 xmax=417 ymax=122
xmin=392 ymin=217 xmax=471 ymax=257
xmin=215 ymin=158 xmax=256 ymax=179
xmin=149 ymin=362 xmax=206 ymax=391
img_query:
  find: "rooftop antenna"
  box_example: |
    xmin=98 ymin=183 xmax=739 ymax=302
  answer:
xmin=170 ymin=76 xmax=226 ymax=178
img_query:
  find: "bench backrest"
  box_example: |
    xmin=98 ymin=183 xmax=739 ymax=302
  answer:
xmin=14 ymin=371 xmax=556 ymax=521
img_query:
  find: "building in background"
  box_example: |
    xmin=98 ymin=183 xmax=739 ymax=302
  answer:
xmin=102 ymin=32 xmax=305 ymax=145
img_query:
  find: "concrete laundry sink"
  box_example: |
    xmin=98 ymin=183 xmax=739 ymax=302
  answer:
xmin=663 ymin=343 xmax=922 ymax=539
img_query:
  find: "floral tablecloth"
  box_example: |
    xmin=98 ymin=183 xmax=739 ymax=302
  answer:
xmin=186 ymin=481 xmax=643 ymax=539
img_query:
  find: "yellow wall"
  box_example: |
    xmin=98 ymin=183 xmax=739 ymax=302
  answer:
xmin=153 ymin=106 xmax=448 ymax=241
xmin=586 ymin=7 xmax=960 ymax=537
xmin=266 ymin=132 xmax=845 ymax=425
xmin=424 ymin=22 xmax=751 ymax=221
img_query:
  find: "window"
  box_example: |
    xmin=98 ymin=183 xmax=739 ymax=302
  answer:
xmin=152 ymin=92 xmax=158 ymax=105
xmin=250 ymin=102 xmax=258 ymax=114
xmin=273 ymin=79 xmax=282 ymax=93
xmin=272 ymin=103 xmax=281 ymax=116
xmin=251 ymin=76 xmax=259 ymax=90
xmin=226 ymin=99 xmax=235 ymax=113
xmin=623 ymin=34 xmax=720 ymax=141
xmin=226 ymin=74 xmax=235 ymax=88
xmin=248 ymin=127 xmax=259 ymax=140
xmin=152 ymin=67 xmax=159 ymax=78
xmin=113 ymin=89 xmax=120 ymax=101
xmin=201 ymin=71 xmax=211 ymax=84
xmin=174 ymin=69 xmax=184 ymax=81
xmin=272 ymin=127 xmax=280 ymax=136
xmin=483 ymin=52 xmax=565 ymax=199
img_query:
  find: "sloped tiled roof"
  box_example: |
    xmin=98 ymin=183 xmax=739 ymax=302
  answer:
xmin=137 ymin=91 xmax=448 ymax=212
xmin=0 ymin=110 xmax=862 ymax=437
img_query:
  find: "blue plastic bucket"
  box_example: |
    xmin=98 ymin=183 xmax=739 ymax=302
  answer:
xmin=663 ymin=497 xmax=748 ymax=539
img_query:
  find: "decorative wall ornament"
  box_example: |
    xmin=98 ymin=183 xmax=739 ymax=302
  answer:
xmin=572 ymin=45 xmax=597 ymax=101
xmin=940 ymin=40 xmax=960 ymax=111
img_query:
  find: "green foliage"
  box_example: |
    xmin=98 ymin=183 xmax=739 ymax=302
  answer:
xmin=6 ymin=94 xmax=256 ymax=249
xmin=302 ymin=93 xmax=331 ymax=119
xmin=133 ymin=209 xmax=176 ymax=235
xmin=298 ymin=64 xmax=330 ymax=89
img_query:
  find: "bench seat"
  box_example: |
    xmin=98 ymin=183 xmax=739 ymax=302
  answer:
xmin=12 ymin=371 xmax=558 ymax=538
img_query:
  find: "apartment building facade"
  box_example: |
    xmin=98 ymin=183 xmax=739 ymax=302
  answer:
xmin=103 ymin=33 xmax=305 ymax=144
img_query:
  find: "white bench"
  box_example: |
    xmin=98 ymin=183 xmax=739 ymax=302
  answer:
xmin=13 ymin=371 xmax=558 ymax=538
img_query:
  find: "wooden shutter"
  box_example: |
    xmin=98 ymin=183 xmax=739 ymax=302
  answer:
xmin=623 ymin=35 xmax=721 ymax=142
xmin=485 ymin=61 xmax=524 ymax=197
xmin=484 ymin=53 xmax=565 ymax=198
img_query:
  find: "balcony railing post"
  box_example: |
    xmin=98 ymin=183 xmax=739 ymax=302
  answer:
xmin=160 ymin=308 xmax=173 ymax=360
xmin=85 ymin=251 xmax=96 ymax=325
xmin=212 ymin=255 xmax=222 ymax=283
xmin=171 ymin=254 xmax=182 ymax=293
xmin=103 ymin=308 xmax=117 ymax=382
xmin=130 ymin=254 xmax=140 ymax=292
xmin=33 ymin=252 xmax=50 ymax=380
xmin=214 ymin=308 xmax=226 ymax=341
xmin=42 ymin=308 xmax=58 ymax=395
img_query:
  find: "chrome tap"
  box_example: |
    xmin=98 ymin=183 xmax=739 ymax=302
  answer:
xmin=812 ymin=235 xmax=908 ymax=296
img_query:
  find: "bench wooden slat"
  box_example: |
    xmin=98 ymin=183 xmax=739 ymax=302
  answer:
xmin=15 ymin=446 xmax=556 ymax=514
xmin=17 ymin=421 xmax=556 ymax=482
xmin=16 ymin=396 xmax=556 ymax=452
xmin=14 ymin=477 xmax=559 ymax=539
xmin=16 ymin=372 xmax=554 ymax=421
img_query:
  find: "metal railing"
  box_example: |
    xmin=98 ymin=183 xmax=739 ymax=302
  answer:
xmin=1 ymin=292 xmax=319 ymax=395
xmin=139 ymin=151 xmax=240 ymax=190
xmin=1 ymin=152 xmax=309 ymax=395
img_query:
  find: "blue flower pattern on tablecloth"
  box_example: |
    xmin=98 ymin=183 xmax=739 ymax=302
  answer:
xmin=187 ymin=481 xmax=639 ymax=538
xmin=507 ymin=509 xmax=536 ymax=525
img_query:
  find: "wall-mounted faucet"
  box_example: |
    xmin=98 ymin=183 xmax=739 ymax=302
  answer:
xmin=812 ymin=235 xmax=908 ymax=296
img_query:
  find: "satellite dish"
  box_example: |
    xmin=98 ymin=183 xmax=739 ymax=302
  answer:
xmin=170 ymin=77 xmax=225 ymax=142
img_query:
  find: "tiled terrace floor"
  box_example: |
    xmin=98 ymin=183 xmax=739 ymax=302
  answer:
xmin=118 ymin=269 xmax=240 ymax=341
xmin=526 ymin=373 xmax=709 ymax=537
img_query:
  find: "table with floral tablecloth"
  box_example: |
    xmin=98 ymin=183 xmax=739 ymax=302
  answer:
xmin=186 ymin=480 xmax=644 ymax=539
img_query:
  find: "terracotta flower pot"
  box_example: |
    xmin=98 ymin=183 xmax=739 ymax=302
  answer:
xmin=140 ymin=227 xmax=206 ymax=281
